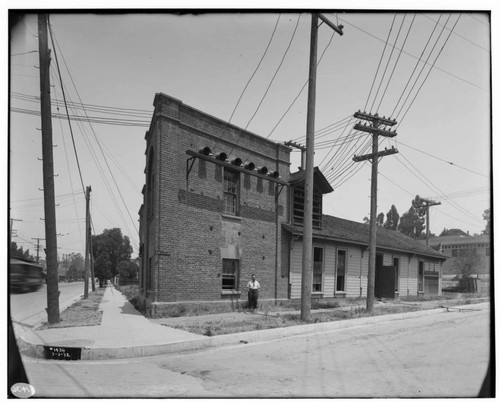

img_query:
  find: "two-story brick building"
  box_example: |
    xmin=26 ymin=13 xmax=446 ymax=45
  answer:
xmin=138 ymin=93 xmax=446 ymax=316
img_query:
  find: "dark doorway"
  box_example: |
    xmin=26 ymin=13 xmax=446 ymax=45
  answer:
xmin=375 ymin=254 xmax=396 ymax=299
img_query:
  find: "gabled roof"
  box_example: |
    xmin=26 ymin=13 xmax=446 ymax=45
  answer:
xmin=289 ymin=167 xmax=334 ymax=194
xmin=283 ymin=215 xmax=447 ymax=260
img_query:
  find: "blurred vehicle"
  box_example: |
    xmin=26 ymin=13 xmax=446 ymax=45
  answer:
xmin=10 ymin=257 xmax=45 ymax=292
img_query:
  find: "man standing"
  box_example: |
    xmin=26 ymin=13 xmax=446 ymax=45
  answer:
xmin=247 ymin=274 xmax=260 ymax=310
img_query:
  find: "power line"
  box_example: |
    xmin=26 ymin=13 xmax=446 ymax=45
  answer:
xmin=211 ymin=14 xmax=281 ymax=154
xmin=364 ymin=14 xmax=397 ymax=112
xmin=374 ymin=14 xmax=416 ymax=113
xmin=336 ymin=14 xmax=488 ymax=93
xmin=396 ymin=14 xmax=462 ymax=128
xmin=397 ymin=139 xmax=488 ymax=178
xmin=229 ymin=14 xmax=302 ymax=159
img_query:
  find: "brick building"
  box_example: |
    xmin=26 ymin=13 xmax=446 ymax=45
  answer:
xmin=138 ymin=93 xmax=291 ymax=315
xmin=138 ymin=93 xmax=446 ymax=316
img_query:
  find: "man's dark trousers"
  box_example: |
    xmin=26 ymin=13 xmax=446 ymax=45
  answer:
xmin=248 ymin=289 xmax=258 ymax=309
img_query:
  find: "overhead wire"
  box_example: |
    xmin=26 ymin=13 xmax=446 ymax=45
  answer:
xmin=394 ymin=153 xmax=482 ymax=223
xmin=49 ymin=24 xmax=139 ymax=249
xmin=211 ymin=14 xmax=282 ymax=154
xmin=229 ymin=14 xmax=302 ymax=159
xmin=240 ymin=21 xmax=340 ymax=164
xmin=374 ymin=13 xmax=416 ymax=113
xmin=369 ymin=14 xmax=404 ymax=113
xmin=364 ymin=14 xmax=397 ymax=113
xmin=390 ymin=14 xmax=444 ymax=119
xmin=337 ymin=14 xmax=488 ymax=92
xmin=396 ymin=14 xmax=462 ymax=128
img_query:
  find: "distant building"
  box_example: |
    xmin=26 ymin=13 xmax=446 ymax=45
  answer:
xmin=427 ymin=234 xmax=491 ymax=276
xmin=138 ymin=93 xmax=447 ymax=316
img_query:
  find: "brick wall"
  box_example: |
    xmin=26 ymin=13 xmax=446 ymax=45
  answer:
xmin=142 ymin=93 xmax=291 ymax=303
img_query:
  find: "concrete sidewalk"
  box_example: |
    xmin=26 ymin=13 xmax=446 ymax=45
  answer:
xmin=19 ymin=286 xmax=490 ymax=361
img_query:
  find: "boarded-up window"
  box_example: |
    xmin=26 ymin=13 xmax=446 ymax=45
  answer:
xmin=337 ymin=249 xmax=346 ymax=291
xmin=313 ymin=247 xmax=323 ymax=292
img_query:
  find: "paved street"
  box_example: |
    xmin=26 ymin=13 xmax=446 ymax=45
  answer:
xmin=20 ymin=304 xmax=491 ymax=398
xmin=10 ymin=281 xmax=87 ymax=337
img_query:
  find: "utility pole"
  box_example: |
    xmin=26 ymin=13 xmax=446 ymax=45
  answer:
xmin=84 ymin=186 xmax=92 ymax=298
xmin=9 ymin=218 xmax=22 ymax=247
xmin=31 ymin=237 xmax=45 ymax=263
xmin=38 ymin=14 xmax=60 ymax=324
xmin=352 ymin=111 xmax=398 ymax=312
xmin=417 ymin=198 xmax=441 ymax=245
xmin=90 ymin=222 xmax=95 ymax=291
xmin=301 ymin=14 xmax=343 ymax=322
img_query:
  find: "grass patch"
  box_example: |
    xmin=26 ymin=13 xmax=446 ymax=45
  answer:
xmin=158 ymin=294 xmax=488 ymax=336
xmin=39 ymin=287 xmax=106 ymax=329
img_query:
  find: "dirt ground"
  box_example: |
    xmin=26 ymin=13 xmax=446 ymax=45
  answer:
xmin=38 ymin=287 xmax=105 ymax=329
xmin=38 ymin=286 xmax=489 ymax=337
xmin=149 ymin=295 xmax=489 ymax=336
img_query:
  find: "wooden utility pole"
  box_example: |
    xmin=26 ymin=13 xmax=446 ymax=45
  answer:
xmin=90 ymin=231 xmax=96 ymax=291
xmin=38 ymin=13 xmax=60 ymax=324
xmin=31 ymin=237 xmax=45 ymax=263
xmin=10 ymin=218 xmax=22 ymax=246
xmin=352 ymin=111 xmax=398 ymax=312
xmin=84 ymin=186 xmax=92 ymax=298
xmin=418 ymin=198 xmax=441 ymax=245
xmin=301 ymin=14 xmax=343 ymax=322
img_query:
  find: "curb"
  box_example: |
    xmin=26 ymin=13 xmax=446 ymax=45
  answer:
xmin=19 ymin=302 xmax=489 ymax=360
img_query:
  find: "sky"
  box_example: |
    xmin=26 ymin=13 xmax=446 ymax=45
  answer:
xmin=7 ymin=3 xmax=494 ymax=261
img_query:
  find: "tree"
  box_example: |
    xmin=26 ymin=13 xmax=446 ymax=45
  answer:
xmin=10 ymin=242 xmax=34 ymax=260
xmin=453 ymin=248 xmax=483 ymax=278
xmin=398 ymin=196 xmax=426 ymax=239
xmin=482 ymin=208 xmax=491 ymax=235
xmin=376 ymin=213 xmax=384 ymax=226
xmin=64 ymin=253 xmax=85 ymax=281
xmin=118 ymin=260 xmax=139 ymax=279
xmin=384 ymin=205 xmax=399 ymax=230
xmin=362 ymin=216 xmax=369 ymax=225
xmin=92 ymin=228 xmax=132 ymax=286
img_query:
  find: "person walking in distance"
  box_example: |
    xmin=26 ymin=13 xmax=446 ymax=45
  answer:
xmin=247 ymin=274 xmax=260 ymax=310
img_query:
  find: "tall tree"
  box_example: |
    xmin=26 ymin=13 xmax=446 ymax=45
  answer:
xmin=384 ymin=205 xmax=400 ymax=230
xmin=91 ymin=228 xmax=132 ymax=286
xmin=482 ymin=208 xmax=491 ymax=235
xmin=376 ymin=212 xmax=384 ymax=226
xmin=10 ymin=242 xmax=34 ymax=260
xmin=398 ymin=196 xmax=426 ymax=239
xmin=454 ymin=248 xmax=483 ymax=279
xmin=64 ymin=253 xmax=85 ymax=281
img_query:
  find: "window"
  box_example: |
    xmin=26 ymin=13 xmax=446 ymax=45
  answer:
xmin=222 ymin=259 xmax=239 ymax=290
xmin=451 ymin=249 xmax=458 ymax=257
xmin=223 ymin=170 xmax=239 ymax=215
xmin=336 ymin=249 xmax=346 ymax=292
xmin=312 ymin=247 xmax=323 ymax=292
xmin=393 ymin=257 xmax=399 ymax=291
